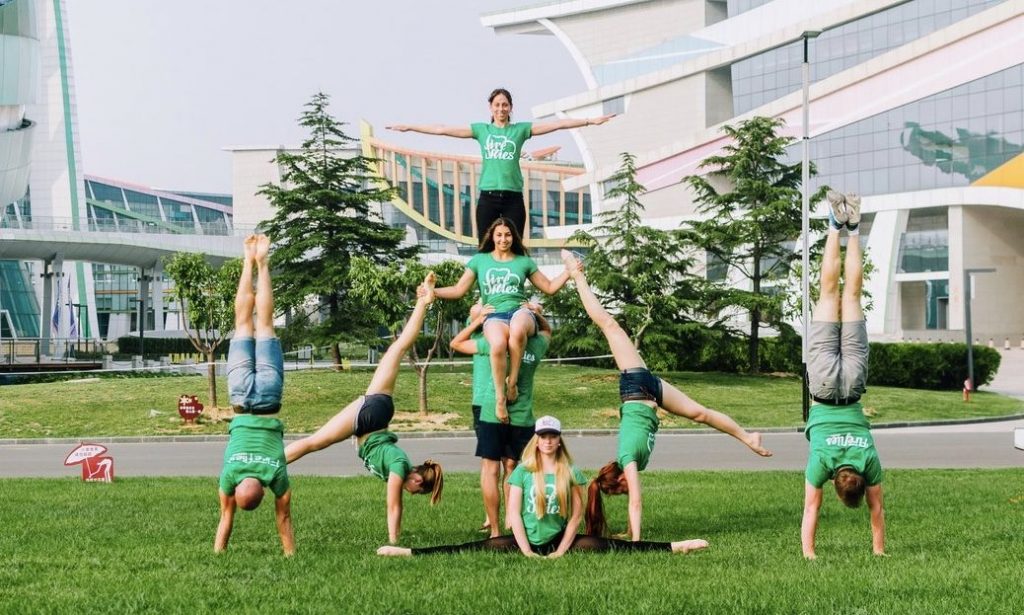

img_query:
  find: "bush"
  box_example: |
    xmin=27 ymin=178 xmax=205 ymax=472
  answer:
xmin=868 ymin=342 xmax=1000 ymax=390
xmin=117 ymin=336 xmax=227 ymax=357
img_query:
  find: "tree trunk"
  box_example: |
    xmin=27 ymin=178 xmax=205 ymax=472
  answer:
xmin=748 ymin=311 xmax=761 ymax=374
xmin=331 ymin=341 xmax=341 ymax=371
xmin=206 ymin=350 xmax=218 ymax=409
xmin=418 ymin=365 xmax=429 ymax=415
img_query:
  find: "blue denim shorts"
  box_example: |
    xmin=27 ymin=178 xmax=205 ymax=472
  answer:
xmin=619 ymin=367 xmax=663 ymax=407
xmin=484 ymin=307 xmax=537 ymax=330
xmin=228 ymin=337 xmax=283 ymax=413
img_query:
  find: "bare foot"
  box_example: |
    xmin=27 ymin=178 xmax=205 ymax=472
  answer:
xmin=243 ymin=234 xmax=258 ymax=261
xmin=420 ymin=271 xmax=436 ymax=304
xmin=747 ymin=432 xmax=772 ymax=457
xmin=506 ymin=379 xmax=519 ymax=403
xmin=376 ymin=545 xmax=413 ymax=557
xmin=671 ymin=539 xmax=709 ymax=554
xmin=560 ymin=249 xmax=581 ymax=276
xmin=254 ymin=234 xmax=271 ymax=264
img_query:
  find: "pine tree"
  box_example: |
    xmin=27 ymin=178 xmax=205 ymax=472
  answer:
xmin=260 ymin=92 xmax=418 ymax=365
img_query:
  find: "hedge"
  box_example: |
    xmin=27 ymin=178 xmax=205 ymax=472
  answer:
xmin=117 ymin=336 xmax=228 ymax=357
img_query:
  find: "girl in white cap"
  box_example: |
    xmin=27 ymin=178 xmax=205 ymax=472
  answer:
xmin=377 ymin=415 xmax=707 ymax=558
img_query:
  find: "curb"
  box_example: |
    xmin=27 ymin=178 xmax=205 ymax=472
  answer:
xmin=3 ymin=413 xmax=1024 ymax=446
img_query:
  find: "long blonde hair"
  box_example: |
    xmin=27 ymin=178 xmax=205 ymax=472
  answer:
xmin=519 ymin=434 xmax=574 ymax=519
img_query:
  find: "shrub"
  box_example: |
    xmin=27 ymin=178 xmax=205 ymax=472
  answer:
xmin=868 ymin=342 xmax=1000 ymax=390
xmin=117 ymin=336 xmax=228 ymax=357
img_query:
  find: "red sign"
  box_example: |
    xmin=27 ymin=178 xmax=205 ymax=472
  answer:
xmin=64 ymin=443 xmax=114 ymax=483
xmin=178 ymin=395 xmax=204 ymax=422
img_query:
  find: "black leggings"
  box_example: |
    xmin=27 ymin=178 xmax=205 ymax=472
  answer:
xmin=411 ymin=533 xmax=672 ymax=556
xmin=476 ymin=190 xmax=526 ymax=243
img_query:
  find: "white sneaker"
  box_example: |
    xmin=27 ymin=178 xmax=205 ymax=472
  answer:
xmin=826 ymin=190 xmax=848 ymax=230
xmin=845 ymin=193 xmax=861 ymax=229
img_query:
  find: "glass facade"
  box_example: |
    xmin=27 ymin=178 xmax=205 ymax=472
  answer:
xmin=803 ymin=64 xmax=1024 ymax=196
xmin=81 ymin=177 xmax=233 ymax=235
xmin=731 ymin=0 xmax=1007 ymax=115
xmin=0 ymin=260 xmax=39 ymax=337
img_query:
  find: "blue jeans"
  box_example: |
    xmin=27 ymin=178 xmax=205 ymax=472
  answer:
xmin=619 ymin=367 xmax=664 ymax=407
xmin=227 ymin=337 xmax=283 ymax=413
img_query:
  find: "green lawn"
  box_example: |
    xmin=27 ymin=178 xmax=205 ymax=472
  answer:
xmin=1 ymin=471 xmax=1021 ymax=613
xmin=0 ymin=365 xmax=1020 ymax=438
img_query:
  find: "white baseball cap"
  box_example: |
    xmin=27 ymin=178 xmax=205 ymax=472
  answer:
xmin=534 ymin=415 xmax=562 ymax=435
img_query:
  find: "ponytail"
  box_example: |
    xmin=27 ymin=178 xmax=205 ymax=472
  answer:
xmin=585 ymin=461 xmax=625 ymax=537
xmin=414 ymin=459 xmax=444 ymax=505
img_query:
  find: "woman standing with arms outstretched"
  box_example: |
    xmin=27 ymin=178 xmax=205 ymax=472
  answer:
xmin=387 ymin=88 xmax=614 ymax=241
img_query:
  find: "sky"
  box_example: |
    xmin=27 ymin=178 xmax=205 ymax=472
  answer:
xmin=66 ymin=1 xmax=586 ymax=194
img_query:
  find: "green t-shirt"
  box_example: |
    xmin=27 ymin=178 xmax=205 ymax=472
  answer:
xmin=219 ymin=414 xmax=289 ymax=497
xmin=471 ymin=335 xmax=491 ymax=407
xmin=471 ymin=122 xmax=533 ymax=191
xmin=479 ymin=334 xmax=549 ymax=426
xmin=508 ymin=464 xmax=588 ymax=546
xmin=804 ymin=403 xmax=883 ymax=488
xmin=358 ymin=431 xmax=412 ymax=482
xmin=467 ymin=253 xmax=538 ymax=312
xmin=617 ymin=401 xmax=659 ymax=472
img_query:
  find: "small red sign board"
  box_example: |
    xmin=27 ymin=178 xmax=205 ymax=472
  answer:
xmin=178 ymin=395 xmax=204 ymax=422
xmin=64 ymin=443 xmax=114 ymax=483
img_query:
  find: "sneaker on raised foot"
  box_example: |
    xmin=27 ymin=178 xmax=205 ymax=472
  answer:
xmin=826 ymin=190 xmax=848 ymax=230
xmin=845 ymin=193 xmax=861 ymax=230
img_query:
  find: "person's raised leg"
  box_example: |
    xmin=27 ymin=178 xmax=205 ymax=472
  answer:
xmin=483 ymin=320 xmax=510 ymax=422
xmin=659 ymin=380 xmax=771 ymax=456
xmin=813 ymin=217 xmax=843 ymax=324
xmin=365 ymin=273 xmax=435 ymax=397
xmin=842 ymin=196 xmax=864 ymax=323
xmin=254 ymin=234 xmax=274 ymax=339
xmin=561 ymin=250 xmax=645 ymax=371
xmin=234 ymin=235 xmax=257 ymax=338
xmin=506 ymin=310 xmax=536 ymax=402
xmin=284 ymin=396 xmax=362 ymax=463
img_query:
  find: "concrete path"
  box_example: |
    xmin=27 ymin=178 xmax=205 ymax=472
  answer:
xmin=988 ymin=347 xmax=1024 ymax=399
xmin=3 ymin=420 xmax=1021 ymax=479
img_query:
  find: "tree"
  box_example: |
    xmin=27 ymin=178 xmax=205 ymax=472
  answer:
xmin=163 ymin=253 xmax=242 ymax=412
xmin=547 ymin=152 xmax=704 ymax=371
xmin=349 ymin=257 xmax=474 ymax=414
xmin=259 ymin=92 xmax=419 ymax=367
xmin=683 ymin=116 xmax=828 ymax=374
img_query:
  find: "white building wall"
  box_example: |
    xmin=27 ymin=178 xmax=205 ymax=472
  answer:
xmin=228 ymin=147 xmax=283 ymax=230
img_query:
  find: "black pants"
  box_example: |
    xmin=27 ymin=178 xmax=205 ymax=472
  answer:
xmin=411 ymin=532 xmax=672 ymax=556
xmin=476 ymin=190 xmax=526 ymax=243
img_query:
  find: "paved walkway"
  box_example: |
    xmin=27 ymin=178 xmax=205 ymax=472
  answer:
xmin=3 ymin=419 xmax=1020 ymax=479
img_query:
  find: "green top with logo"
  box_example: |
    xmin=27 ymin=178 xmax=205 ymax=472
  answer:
xmin=471 ymin=335 xmax=491 ymax=407
xmin=804 ymin=403 xmax=883 ymax=488
xmin=479 ymin=333 xmax=549 ymax=426
xmin=617 ymin=401 xmax=659 ymax=471
xmin=358 ymin=431 xmax=412 ymax=481
xmin=508 ymin=464 xmax=588 ymax=546
xmin=471 ymin=122 xmax=533 ymax=191
xmin=467 ymin=252 xmax=538 ymax=312
xmin=219 ymin=414 xmax=289 ymax=497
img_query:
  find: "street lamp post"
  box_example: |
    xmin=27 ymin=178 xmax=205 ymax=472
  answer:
xmin=963 ymin=267 xmax=995 ymax=391
xmin=134 ymin=297 xmax=146 ymax=364
xmin=800 ymin=30 xmax=820 ymax=421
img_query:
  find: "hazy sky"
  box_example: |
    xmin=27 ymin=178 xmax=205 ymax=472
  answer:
xmin=66 ymin=1 xmax=585 ymax=194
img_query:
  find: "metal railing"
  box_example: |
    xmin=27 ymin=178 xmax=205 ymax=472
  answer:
xmin=0 ymin=337 xmax=110 ymax=365
xmin=0 ymin=215 xmax=259 ymax=237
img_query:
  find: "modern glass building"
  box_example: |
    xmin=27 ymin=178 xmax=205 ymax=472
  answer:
xmin=484 ymin=0 xmax=1024 ymax=343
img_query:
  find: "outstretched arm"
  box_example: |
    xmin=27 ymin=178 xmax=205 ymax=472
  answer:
xmin=548 ymin=485 xmax=584 ymax=559
xmin=529 ymin=268 xmax=571 ymax=296
xmin=450 ymin=305 xmax=494 ymax=355
xmin=867 ymin=485 xmax=886 ymax=556
xmin=433 ymin=268 xmax=476 ymax=301
xmin=275 ymin=490 xmax=295 ymax=557
xmin=386 ymin=473 xmax=405 ymax=545
xmin=801 ymin=482 xmax=823 ymax=560
xmin=386 ymin=124 xmax=473 ymax=138
xmin=214 ymin=491 xmax=236 ymax=553
xmin=531 ymin=114 xmax=615 ymax=137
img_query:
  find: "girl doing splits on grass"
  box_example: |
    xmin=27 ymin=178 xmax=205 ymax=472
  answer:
xmin=560 ymin=251 xmax=772 ymax=541
xmin=377 ymin=416 xmax=708 ymax=558
xmin=284 ymin=274 xmax=443 ymax=544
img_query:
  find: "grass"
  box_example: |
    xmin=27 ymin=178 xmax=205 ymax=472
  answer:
xmin=0 ymin=365 xmax=1020 ymax=438
xmin=1 ymin=470 xmax=1022 ymax=614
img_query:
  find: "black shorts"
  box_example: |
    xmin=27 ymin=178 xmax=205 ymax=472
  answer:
xmin=619 ymin=367 xmax=664 ymax=407
xmin=476 ymin=421 xmax=534 ymax=461
xmin=476 ymin=190 xmax=526 ymax=242
xmin=355 ymin=393 xmax=394 ymax=437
